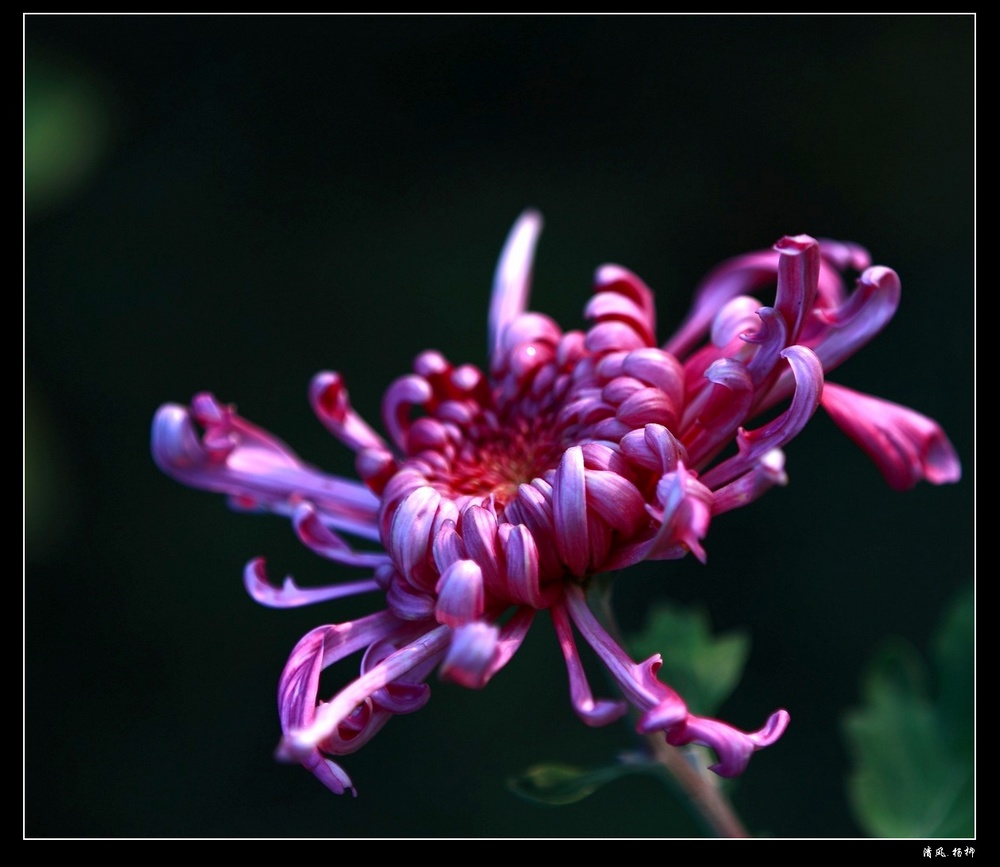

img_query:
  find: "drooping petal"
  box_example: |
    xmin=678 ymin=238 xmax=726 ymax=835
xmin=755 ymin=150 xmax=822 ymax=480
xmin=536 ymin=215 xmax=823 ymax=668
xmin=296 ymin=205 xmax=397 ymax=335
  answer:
xmin=279 ymin=624 xmax=451 ymax=761
xmin=292 ymin=502 xmax=392 ymax=568
xmin=550 ymin=598 xmax=629 ymax=727
xmin=821 ymin=382 xmax=962 ymax=490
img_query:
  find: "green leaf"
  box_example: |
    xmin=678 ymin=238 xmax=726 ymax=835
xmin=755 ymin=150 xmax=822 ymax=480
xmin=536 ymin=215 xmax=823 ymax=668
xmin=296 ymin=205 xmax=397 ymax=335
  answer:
xmin=628 ymin=602 xmax=750 ymax=717
xmin=843 ymin=585 xmax=974 ymax=838
xmin=507 ymin=756 xmax=658 ymax=806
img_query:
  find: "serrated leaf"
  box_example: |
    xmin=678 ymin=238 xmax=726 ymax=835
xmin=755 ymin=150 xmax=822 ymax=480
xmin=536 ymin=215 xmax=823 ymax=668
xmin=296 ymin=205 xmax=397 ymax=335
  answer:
xmin=843 ymin=585 xmax=974 ymax=838
xmin=507 ymin=758 xmax=657 ymax=806
xmin=628 ymin=602 xmax=750 ymax=716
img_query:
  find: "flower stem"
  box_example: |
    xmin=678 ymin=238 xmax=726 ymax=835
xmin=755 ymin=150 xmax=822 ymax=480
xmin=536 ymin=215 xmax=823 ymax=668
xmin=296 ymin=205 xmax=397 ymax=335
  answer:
xmin=588 ymin=574 xmax=751 ymax=839
xmin=641 ymin=730 xmax=750 ymax=838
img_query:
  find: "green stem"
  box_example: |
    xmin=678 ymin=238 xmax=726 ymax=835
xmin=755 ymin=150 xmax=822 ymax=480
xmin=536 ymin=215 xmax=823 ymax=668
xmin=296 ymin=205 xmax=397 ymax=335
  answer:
xmin=588 ymin=575 xmax=750 ymax=839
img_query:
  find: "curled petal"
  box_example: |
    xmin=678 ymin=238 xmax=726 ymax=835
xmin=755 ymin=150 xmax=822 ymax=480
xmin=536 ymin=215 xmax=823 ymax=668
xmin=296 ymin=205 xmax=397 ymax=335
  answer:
xmin=385 ymin=575 xmax=436 ymax=621
xmin=585 ymin=284 xmax=656 ymax=347
xmin=382 ymin=375 xmax=434 ymax=453
xmin=700 ymin=346 xmax=824 ymax=491
xmin=821 ymin=382 xmax=962 ymax=490
xmin=742 ymin=306 xmax=789 ymax=389
xmin=681 ymin=359 xmax=754 ymax=468
xmin=665 ymin=241 xmax=860 ymax=361
xmin=459 ymin=505 xmax=502 ymax=595
xmin=309 ymin=371 xmax=388 ymax=453
xmin=773 ymin=234 xmax=820 ymax=344
xmin=710 ymin=295 xmax=765 ymax=348
xmin=645 ymin=463 xmax=714 ymax=563
xmin=275 ymin=611 xmax=407 ymax=793
xmin=244 ymin=557 xmax=381 ymax=609
xmin=805 ymin=265 xmax=902 ymax=373
xmin=563 ymin=584 xmax=682 ymax=713
xmin=584 ymin=470 xmax=647 ymax=536
xmin=498 ymin=523 xmax=557 ymax=608
xmin=386 ymin=486 xmax=441 ymax=591
xmin=584 ymin=320 xmax=648 ymax=353
xmin=666 ymin=709 xmax=790 ymax=778
xmin=593 ymin=265 xmax=657 ymax=334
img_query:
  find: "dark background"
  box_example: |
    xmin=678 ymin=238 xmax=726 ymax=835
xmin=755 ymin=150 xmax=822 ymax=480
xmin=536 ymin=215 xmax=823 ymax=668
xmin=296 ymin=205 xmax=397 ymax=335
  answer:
xmin=25 ymin=14 xmax=974 ymax=838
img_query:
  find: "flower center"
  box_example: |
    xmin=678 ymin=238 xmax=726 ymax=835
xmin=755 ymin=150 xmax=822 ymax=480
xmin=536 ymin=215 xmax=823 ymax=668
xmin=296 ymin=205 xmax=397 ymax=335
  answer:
xmin=447 ymin=417 xmax=563 ymax=506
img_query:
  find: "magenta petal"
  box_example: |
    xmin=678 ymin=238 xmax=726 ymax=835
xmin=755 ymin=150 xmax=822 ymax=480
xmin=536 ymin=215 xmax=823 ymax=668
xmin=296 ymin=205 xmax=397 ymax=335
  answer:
xmin=773 ymin=234 xmax=820 ymax=344
xmin=309 ymin=371 xmax=388 ymax=453
xmin=821 ymin=382 xmax=962 ymax=490
xmin=807 ymin=265 xmax=901 ymax=372
xmin=553 ymin=446 xmax=590 ymax=577
xmin=551 ymin=599 xmax=628 ymax=727
xmin=666 ymin=709 xmax=790 ymax=777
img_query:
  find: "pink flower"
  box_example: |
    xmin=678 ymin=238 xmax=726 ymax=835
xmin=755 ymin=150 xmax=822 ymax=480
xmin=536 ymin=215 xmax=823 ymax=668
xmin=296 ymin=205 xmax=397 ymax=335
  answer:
xmin=152 ymin=211 xmax=961 ymax=796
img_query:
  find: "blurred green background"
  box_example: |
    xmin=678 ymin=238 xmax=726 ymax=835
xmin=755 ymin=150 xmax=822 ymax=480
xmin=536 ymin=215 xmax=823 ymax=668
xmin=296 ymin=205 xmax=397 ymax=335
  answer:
xmin=25 ymin=14 xmax=973 ymax=838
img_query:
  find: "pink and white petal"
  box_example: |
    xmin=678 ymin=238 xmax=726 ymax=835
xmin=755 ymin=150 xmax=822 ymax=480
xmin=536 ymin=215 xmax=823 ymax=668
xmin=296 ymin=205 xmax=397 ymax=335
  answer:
xmin=151 ymin=397 xmax=381 ymax=540
xmin=489 ymin=209 xmax=544 ymax=357
xmin=439 ymin=621 xmax=500 ymax=689
xmin=434 ymin=559 xmax=485 ymax=627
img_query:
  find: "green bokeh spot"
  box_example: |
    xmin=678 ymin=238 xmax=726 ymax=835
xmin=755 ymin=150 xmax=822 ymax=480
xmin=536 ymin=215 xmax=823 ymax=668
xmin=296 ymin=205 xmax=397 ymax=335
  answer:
xmin=25 ymin=52 xmax=112 ymax=215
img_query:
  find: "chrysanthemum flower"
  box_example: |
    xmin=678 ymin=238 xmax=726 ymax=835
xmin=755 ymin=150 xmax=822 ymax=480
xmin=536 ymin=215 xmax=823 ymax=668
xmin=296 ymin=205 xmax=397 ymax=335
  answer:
xmin=152 ymin=211 xmax=960 ymax=796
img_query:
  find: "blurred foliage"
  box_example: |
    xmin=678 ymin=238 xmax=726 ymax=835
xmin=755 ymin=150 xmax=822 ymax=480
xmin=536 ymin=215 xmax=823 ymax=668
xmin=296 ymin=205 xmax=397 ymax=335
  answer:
xmin=25 ymin=51 xmax=112 ymax=217
xmin=843 ymin=584 xmax=974 ymax=838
